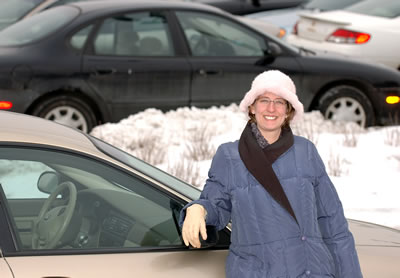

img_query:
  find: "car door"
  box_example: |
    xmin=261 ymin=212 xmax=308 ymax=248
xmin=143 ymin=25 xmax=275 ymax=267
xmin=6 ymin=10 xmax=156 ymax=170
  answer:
xmin=82 ymin=10 xmax=191 ymax=122
xmin=0 ymin=145 xmax=229 ymax=277
xmin=174 ymin=10 xmax=302 ymax=108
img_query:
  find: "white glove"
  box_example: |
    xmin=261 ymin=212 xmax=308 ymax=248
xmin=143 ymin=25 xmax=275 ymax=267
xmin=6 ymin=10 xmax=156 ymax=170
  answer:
xmin=182 ymin=204 xmax=207 ymax=248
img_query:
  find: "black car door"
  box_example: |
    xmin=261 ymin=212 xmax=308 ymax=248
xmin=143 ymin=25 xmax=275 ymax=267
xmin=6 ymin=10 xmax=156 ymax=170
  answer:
xmin=82 ymin=11 xmax=191 ymax=122
xmin=174 ymin=10 xmax=302 ymax=108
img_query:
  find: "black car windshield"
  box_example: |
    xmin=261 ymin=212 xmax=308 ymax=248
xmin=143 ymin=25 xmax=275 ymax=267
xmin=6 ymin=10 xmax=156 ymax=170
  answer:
xmin=345 ymin=0 xmax=400 ymax=18
xmin=0 ymin=5 xmax=79 ymax=46
xmin=88 ymin=135 xmax=202 ymax=201
xmin=0 ymin=0 xmax=45 ymax=30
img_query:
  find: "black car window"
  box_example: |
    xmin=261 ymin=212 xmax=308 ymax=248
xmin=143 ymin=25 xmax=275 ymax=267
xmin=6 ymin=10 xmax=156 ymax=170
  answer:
xmin=0 ymin=146 xmax=184 ymax=251
xmin=176 ymin=11 xmax=266 ymax=57
xmin=70 ymin=24 xmax=94 ymax=50
xmin=0 ymin=0 xmax=44 ymax=30
xmin=93 ymin=11 xmax=174 ymax=57
xmin=0 ymin=6 xmax=79 ymax=46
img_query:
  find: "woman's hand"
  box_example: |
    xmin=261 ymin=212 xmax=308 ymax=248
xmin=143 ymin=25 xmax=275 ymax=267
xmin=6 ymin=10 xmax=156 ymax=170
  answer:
xmin=182 ymin=204 xmax=207 ymax=248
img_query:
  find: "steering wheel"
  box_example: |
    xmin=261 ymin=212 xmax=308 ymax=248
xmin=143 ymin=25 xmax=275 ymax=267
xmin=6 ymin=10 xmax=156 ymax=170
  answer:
xmin=193 ymin=35 xmax=209 ymax=56
xmin=32 ymin=181 xmax=77 ymax=249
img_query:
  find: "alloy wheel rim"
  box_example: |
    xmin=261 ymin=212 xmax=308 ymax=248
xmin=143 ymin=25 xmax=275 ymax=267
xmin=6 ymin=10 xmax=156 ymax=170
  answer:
xmin=44 ymin=106 xmax=88 ymax=132
xmin=325 ymin=97 xmax=366 ymax=127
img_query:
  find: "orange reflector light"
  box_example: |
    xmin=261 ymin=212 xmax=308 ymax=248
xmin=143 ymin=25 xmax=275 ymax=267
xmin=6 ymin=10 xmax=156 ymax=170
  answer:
xmin=355 ymin=33 xmax=370 ymax=44
xmin=0 ymin=101 xmax=12 ymax=109
xmin=386 ymin=96 xmax=400 ymax=104
xmin=278 ymin=28 xmax=286 ymax=38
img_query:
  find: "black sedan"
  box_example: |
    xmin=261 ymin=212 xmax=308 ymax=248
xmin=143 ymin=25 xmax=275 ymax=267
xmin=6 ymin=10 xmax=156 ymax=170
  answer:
xmin=0 ymin=0 xmax=399 ymax=132
xmin=185 ymin=0 xmax=305 ymax=15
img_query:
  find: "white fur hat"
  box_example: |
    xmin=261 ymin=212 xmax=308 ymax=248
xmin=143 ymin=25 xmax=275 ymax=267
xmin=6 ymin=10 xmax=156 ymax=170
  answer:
xmin=239 ymin=70 xmax=304 ymax=123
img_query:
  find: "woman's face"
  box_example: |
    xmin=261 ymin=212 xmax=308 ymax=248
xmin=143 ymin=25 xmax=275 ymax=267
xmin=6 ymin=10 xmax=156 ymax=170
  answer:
xmin=250 ymin=92 xmax=288 ymax=136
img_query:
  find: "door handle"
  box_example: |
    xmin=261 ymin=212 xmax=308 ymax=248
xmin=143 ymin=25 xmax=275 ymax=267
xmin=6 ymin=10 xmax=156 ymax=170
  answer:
xmin=94 ymin=68 xmax=116 ymax=75
xmin=198 ymin=69 xmax=222 ymax=76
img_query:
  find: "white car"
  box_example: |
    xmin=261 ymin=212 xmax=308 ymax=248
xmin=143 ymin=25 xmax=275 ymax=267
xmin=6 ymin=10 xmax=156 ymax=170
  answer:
xmin=236 ymin=15 xmax=286 ymax=38
xmin=286 ymin=0 xmax=400 ymax=70
xmin=246 ymin=0 xmax=362 ymax=39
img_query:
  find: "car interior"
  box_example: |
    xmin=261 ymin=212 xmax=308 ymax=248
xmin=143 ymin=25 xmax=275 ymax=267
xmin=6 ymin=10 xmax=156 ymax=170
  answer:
xmin=93 ymin=12 xmax=174 ymax=57
xmin=0 ymin=146 xmax=184 ymax=251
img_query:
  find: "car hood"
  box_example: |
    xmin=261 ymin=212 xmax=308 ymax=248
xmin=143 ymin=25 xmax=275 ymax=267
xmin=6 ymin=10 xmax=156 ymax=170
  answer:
xmin=349 ymin=219 xmax=400 ymax=247
xmin=298 ymin=46 xmax=397 ymax=72
xmin=247 ymin=7 xmax=304 ymax=29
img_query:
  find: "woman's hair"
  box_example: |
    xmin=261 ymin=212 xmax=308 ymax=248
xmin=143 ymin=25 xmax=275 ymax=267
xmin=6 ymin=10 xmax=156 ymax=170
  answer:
xmin=248 ymin=101 xmax=295 ymax=128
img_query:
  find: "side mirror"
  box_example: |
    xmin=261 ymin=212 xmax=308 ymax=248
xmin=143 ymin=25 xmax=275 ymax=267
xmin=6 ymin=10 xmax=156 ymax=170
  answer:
xmin=251 ymin=0 xmax=261 ymax=7
xmin=267 ymin=41 xmax=282 ymax=56
xmin=190 ymin=225 xmax=219 ymax=249
xmin=255 ymin=42 xmax=282 ymax=66
xmin=37 ymin=171 xmax=59 ymax=194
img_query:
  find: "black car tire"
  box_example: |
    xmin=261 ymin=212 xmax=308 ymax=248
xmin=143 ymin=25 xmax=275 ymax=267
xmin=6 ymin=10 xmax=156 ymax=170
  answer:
xmin=319 ymin=85 xmax=375 ymax=127
xmin=32 ymin=95 xmax=97 ymax=132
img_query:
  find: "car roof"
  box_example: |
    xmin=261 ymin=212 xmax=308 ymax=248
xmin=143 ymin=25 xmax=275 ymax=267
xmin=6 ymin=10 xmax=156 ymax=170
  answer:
xmin=0 ymin=111 xmax=99 ymax=154
xmin=68 ymin=0 xmax=224 ymax=15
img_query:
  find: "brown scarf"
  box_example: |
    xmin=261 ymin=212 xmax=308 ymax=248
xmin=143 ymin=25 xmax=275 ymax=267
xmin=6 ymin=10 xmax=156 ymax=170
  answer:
xmin=238 ymin=122 xmax=298 ymax=224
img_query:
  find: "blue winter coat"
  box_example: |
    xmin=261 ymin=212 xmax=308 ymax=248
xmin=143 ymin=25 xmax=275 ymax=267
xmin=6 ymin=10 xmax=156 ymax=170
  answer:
xmin=180 ymin=135 xmax=363 ymax=278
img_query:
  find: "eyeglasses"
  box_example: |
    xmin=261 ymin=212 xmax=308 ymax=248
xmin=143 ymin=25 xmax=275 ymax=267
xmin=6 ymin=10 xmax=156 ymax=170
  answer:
xmin=256 ymin=97 xmax=287 ymax=108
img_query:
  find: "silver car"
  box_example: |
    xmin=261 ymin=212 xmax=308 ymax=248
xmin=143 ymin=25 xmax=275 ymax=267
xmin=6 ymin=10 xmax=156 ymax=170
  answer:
xmin=0 ymin=110 xmax=399 ymax=277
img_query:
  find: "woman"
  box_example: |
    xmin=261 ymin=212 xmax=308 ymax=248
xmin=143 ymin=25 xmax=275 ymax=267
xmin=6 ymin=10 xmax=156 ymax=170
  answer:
xmin=180 ymin=70 xmax=363 ymax=277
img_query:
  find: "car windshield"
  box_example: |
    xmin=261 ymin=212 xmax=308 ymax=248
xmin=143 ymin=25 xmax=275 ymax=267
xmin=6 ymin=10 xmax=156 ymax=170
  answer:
xmin=345 ymin=0 xmax=400 ymax=18
xmin=0 ymin=0 xmax=45 ymax=30
xmin=88 ymin=135 xmax=202 ymax=200
xmin=303 ymin=0 xmax=362 ymax=11
xmin=0 ymin=5 xmax=79 ymax=46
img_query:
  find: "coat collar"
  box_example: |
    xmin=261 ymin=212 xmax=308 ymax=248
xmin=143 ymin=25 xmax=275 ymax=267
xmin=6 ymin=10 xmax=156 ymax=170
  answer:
xmin=238 ymin=122 xmax=298 ymax=224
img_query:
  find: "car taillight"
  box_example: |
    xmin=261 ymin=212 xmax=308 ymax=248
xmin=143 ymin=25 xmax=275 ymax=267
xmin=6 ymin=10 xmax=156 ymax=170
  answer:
xmin=0 ymin=101 xmax=12 ymax=109
xmin=292 ymin=21 xmax=298 ymax=35
xmin=326 ymin=29 xmax=371 ymax=44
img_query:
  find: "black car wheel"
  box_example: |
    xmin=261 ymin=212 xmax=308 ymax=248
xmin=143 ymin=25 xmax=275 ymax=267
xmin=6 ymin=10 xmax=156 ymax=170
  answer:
xmin=319 ymin=85 xmax=375 ymax=127
xmin=32 ymin=95 xmax=97 ymax=133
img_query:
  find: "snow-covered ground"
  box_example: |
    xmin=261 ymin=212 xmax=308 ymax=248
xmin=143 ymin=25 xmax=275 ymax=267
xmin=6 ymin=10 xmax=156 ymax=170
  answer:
xmin=91 ymin=104 xmax=400 ymax=230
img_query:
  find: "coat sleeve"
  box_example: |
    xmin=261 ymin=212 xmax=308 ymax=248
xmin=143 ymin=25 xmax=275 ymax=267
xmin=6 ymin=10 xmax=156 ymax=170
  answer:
xmin=179 ymin=144 xmax=232 ymax=231
xmin=310 ymin=143 xmax=363 ymax=278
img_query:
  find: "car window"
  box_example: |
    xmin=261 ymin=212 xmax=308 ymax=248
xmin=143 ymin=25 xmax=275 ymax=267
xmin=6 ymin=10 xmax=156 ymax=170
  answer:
xmin=93 ymin=11 xmax=174 ymax=56
xmin=345 ymin=0 xmax=400 ymax=18
xmin=0 ymin=0 xmax=45 ymax=30
xmin=0 ymin=5 xmax=79 ymax=46
xmin=70 ymin=24 xmax=93 ymax=50
xmin=0 ymin=146 xmax=184 ymax=251
xmin=176 ymin=11 xmax=266 ymax=57
xmin=90 ymin=136 xmax=202 ymax=201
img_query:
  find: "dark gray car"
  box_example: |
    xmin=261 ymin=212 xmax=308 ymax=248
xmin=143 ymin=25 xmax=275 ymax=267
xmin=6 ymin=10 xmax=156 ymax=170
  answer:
xmin=0 ymin=0 xmax=399 ymax=132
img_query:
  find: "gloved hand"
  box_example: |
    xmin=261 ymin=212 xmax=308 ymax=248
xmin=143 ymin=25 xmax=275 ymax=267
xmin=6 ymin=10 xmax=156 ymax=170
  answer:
xmin=182 ymin=204 xmax=207 ymax=248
